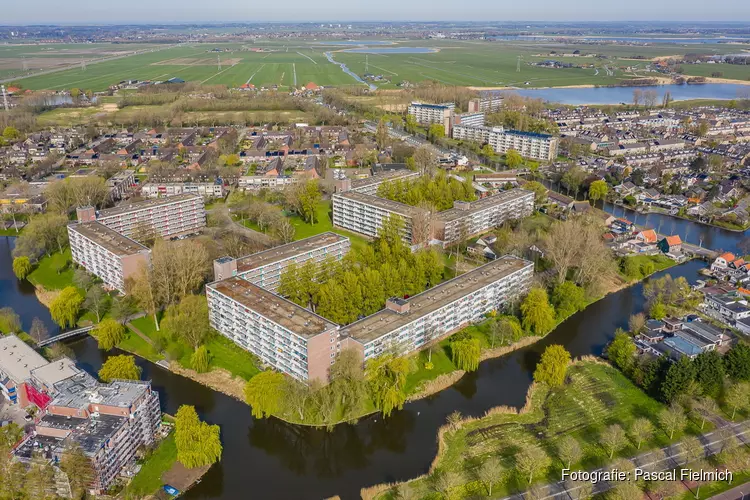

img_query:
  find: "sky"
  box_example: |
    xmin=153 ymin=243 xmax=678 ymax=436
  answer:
xmin=3 ymin=0 xmax=748 ymax=24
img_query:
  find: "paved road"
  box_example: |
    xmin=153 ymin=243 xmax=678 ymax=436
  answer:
xmin=498 ymin=420 xmax=750 ymax=500
xmin=707 ymin=483 xmax=750 ymax=499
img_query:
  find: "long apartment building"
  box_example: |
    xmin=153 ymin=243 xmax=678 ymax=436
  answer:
xmin=452 ymin=125 xmax=559 ymax=162
xmin=408 ymin=102 xmax=455 ymax=135
xmin=332 ymin=188 xmax=534 ymax=246
xmin=68 ymin=221 xmax=151 ymax=292
xmin=207 ymin=255 xmax=533 ymax=382
xmin=212 ymin=232 xmax=351 ymax=291
xmin=207 ymin=277 xmax=340 ymax=381
xmin=140 ymin=182 xmax=225 ymax=199
xmin=332 ymin=190 xmax=423 ymax=244
xmin=1 ymin=335 xmax=161 ymax=493
xmin=76 ymin=193 xmax=206 ymax=240
xmin=468 ymin=95 xmax=504 ymax=113
xmin=341 ymin=256 xmax=533 ymax=361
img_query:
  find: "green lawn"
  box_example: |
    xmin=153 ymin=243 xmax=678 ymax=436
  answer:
xmin=26 ymin=249 xmax=75 ymax=290
xmin=620 ymin=254 xmax=677 ymax=281
xmin=123 ymin=433 xmax=177 ymax=499
xmin=386 ymin=362 xmax=713 ymax=499
xmin=119 ymin=329 xmax=164 ymax=364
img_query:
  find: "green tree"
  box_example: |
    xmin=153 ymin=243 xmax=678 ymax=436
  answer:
xmin=161 ymin=295 xmax=211 ymax=350
xmin=428 ymin=123 xmax=445 ymax=141
xmin=515 ymin=444 xmax=550 ymax=483
xmin=481 ymin=143 xmax=495 ymax=158
xmin=60 ymin=443 xmax=94 ymax=499
xmin=524 ymin=180 xmax=548 ymax=205
xmin=649 ymin=301 xmax=667 ymax=320
xmin=693 ymin=350 xmax=724 ymax=398
xmin=521 ymin=288 xmax=556 ymax=336
xmin=0 ymin=307 xmax=21 ymax=334
xmin=376 ymin=117 xmax=389 ymax=149
xmin=2 ymin=126 xmax=20 ymax=140
xmin=49 ymin=286 xmax=83 ymax=328
xmin=505 ymin=149 xmax=523 ymax=169
xmin=600 ymin=424 xmax=627 ymax=458
xmin=244 ymin=370 xmax=286 ymax=418
xmin=366 ymin=354 xmax=409 ymax=417
xmin=191 ymin=345 xmax=211 ymax=373
xmin=477 ymin=456 xmax=504 ymax=496
xmin=609 ymin=481 xmax=642 ymax=500
xmin=533 ymin=345 xmax=571 ymax=387
xmin=84 ymin=284 xmax=108 ymax=323
xmin=449 ymin=332 xmax=481 ymax=372
xmin=629 ymin=418 xmax=654 ymax=449
xmin=551 ymin=281 xmax=586 ymax=320
xmin=98 ymin=354 xmax=141 ymax=382
xmin=660 ymin=357 xmax=696 ymax=403
xmin=607 ymin=331 xmax=636 ymax=374
xmin=725 ymin=343 xmax=750 ymax=381
xmin=490 ymin=316 xmax=524 ymax=348
xmin=93 ymin=319 xmax=125 ymax=351
xmin=69 ymin=88 xmax=81 ymax=98
xmin=658 ymin=404 xmax=687 ymax=439
xmin=588 ymin=180 xmax=609 ymax=203
xmin=725 ymin=382 xmax=750 ymax=420
xmin=174 ymin=405 xmax=222 ymax=468
xmin=12 ymin=256 xmax=32 ymax=280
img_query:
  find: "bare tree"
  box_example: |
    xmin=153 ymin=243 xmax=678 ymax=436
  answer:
xmin=29 ymin=317 xmax=48 ymax=345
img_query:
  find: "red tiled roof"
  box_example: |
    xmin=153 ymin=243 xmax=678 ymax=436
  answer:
xmin=638 ymin=229 xmax=657 ymax=243
xmin=719 ymin=252 xmax=736 ymax=262
xmin=665 ymin=235 xmax=682 ymax=246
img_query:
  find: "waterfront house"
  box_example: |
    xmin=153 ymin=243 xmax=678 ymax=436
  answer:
xmin=658 ymin=235 xmax=682 ymax=255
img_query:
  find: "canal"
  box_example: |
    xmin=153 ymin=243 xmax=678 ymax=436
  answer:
xmin=0 ymin=234 xmax=706 ymax=499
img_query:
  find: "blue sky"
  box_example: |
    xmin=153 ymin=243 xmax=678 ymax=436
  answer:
xmin=3 ymin=0 xmax=747 ymax=24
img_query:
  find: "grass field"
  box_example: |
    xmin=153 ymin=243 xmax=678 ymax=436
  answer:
xmin=9 ymin=40 xmax=748 ymax=92
xmin=26 ymin=249 xmax=74 ymax=290
xmin=123 ymin=433 xmax=177 ymax=499
xmin=388 ymin=361 xmax=718 ymax=499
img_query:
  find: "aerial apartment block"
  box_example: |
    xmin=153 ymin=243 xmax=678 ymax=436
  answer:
xmin=140 ymin=182 xmax=225 ymax=199
xmin=407 ymin=102 xmax=455 ymax=135
xmin=68 ymin=221 xmax=151 ymax=292
xmin=206 ymin=256 xmax=533 ymax=383
xmin=1 ymin=335 xmax=161 ymax=493
xmin=341 ymin=256 xmax=534 ymax=361
xmin=76 ymin=193 xmax=206 ymax=240
xmin=452 ymin=125 xmax=559 ymax=162
xmin=213 ymin=232 xmax=351 ymax=291
xmin=468 ymin=94 xmax=504 ymax=113
xmin=207 ymin=277 xmax=341 ymax=381
xmin=332 ymin=188 xmax=534 ymax=246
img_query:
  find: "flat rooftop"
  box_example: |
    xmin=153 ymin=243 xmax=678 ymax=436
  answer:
xmin=437 ymin=189 xmax=533 ymax=222
xmin=235 ymin=232 xmax=349 ymax=273
xmin=30 ymin=357 xmax=80 ymax=387
xmin=38 ymin=413 xmax=127 ymax=455
xmin=334 ymin=191 xmax=427 ymax=218
xmin=50 ymin=371 xmax=152 ymax=410
xmin=342 ymin=256 xmax=533 ymax=345
xmin=97 ymin=193 xmax=201 ymax=218
xmin=350 ymin=169 xmax=417 ymax=191
xmin=69 ymin=221 xmax=149 ymax=256
xmin=209 ymin=277 xmax=338 ymax=339
xmin=0 ymin=335 xmax=50 ymax=384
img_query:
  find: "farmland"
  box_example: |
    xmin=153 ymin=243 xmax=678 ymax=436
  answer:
xmin=5 ymin=39 xmax=749 ymax=92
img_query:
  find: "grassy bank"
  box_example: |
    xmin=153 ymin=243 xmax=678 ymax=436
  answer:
xmin=123 ymin=433 xmax=177 ymax=499
xmin=26 ymin=249 xmax=75 ymax=291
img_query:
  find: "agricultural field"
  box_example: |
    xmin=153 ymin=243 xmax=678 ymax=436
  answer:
xmin=6 ymin=39 xmax=750 ymax=92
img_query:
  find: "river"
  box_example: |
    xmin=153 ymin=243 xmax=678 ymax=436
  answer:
xmin=0 ymin=234 xmax=706 ymax=499
xmin=509 ymin=83 xmax=750 ymax=105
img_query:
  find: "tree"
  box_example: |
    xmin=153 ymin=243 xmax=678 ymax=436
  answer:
xmin=98 ymin=354 xmax=141 ymax=382
xmin=412 ymin=145 xmax=436 ymax=177
xmin=174 ymin=405 xmax=222 ymax=468
xmin=0 ymin=308 xmax=21 ymax=334
xmin=515 ymin=444 xmax=550 ymax=483
xmin=60 ymin=443 xmax=94 ymax=499
xmin=524 ymin=180 xmax=548 ymax=205
xmin=29 ymin=317 xmax=48 ymax=345
xmin=366 ymin=354 xmax=410 ymax=417
xmin=84 ymin=284 xmax=108 ymax=323
xmin=72 ymin=268 xmax=93 ymax=291
xmin=609 ymin=481 xmax=642 ymax=500
xmin=505 ymin=149 xmax=523 ymax=169
xmin=628 ymin=313 xmax=646 ymax=334
xmin=551 ymin=281 xmax=586 ymax=320
xmin=111 ymin=294 xmax=138 ymax=324
xmin=693 ymin=396 xmax=718 ymax=430
xmin=12 ymin=256 xmax=32 ymax=280
xmin=13 ymin=212 xmax=69 ymax=260
xmin=557 ymin=435 xmax=583 ymax=469
xmin=375 ymin=117 xmax=389 ymax=149
xmin=521 ymin=288 xmax=556 ymax=336
xmin=680 ymin=435 xmax=704 ymax=464
xmin=658 ymin=404 xmax=687 ymax=439
xmin=561 ymin=165 xmax=587 ymax=197
xmin=191 ymin=345 xmax=211 ymax=373
xmin=490 ymin=316 xmax=523 ymax=348
xmin=93 ymin=319 xmax=125 ymax=351
xmin=477 ymin=456 xmax=504 ymax=496
xmin=725 ymin=343 xmax=750 ymax=381
xmin=534 ymin=345 xmax=571 ymax=387
xmin=428 ymin=123 xmax=445 ymax=141
xmin=161 ymin=295 xmax=211 ymax=350
xmin=449 ymin=332 xmax=481 ymax=371
xmin=600 ymin=424 xmax=627 ymax=458
xmin=629 ymin=418 xmax=654 ymax=450
xmin=693 ymin=350 xmax=724 ymax=398
xmin=588 ymin=180 xmax=608 ymax=203
xmin=244 ymin=370 xmax=285 ymax=419
xmin=49 ymin=286 xmax=83 ymax=328
xmin=660 ymin=357 xmax=696 ymax=403
xmin=431 ymin=470 xmax=460 ymax=499
xmin=565 ymin=477 xmax=594 ymax=500
xmin=650 ymin=301 xmax=667 ymax=320
xmin=607 ymin=331 xmax=636 ymax=374
xmin=724 ymin=382 xmax=750 ymax=420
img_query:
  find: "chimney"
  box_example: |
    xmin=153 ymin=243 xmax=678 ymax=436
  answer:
xmin=76 ymin=206 xmax=96 ymax=223
xmin=385 ymin=297 xmax=410 ymax=314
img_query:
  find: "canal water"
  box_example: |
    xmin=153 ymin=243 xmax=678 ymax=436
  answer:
xmin=0 ymin=234 xmax=706 ymax=499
